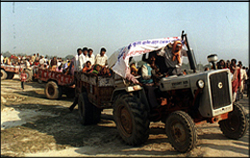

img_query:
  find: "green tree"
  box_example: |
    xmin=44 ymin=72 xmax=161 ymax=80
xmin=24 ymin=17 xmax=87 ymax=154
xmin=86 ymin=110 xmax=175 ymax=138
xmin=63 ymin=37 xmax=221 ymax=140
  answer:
xmin=3 ymin=51 xmax=11 ymax=57
xmin=65 ymin=55 xmax=74 ymax=60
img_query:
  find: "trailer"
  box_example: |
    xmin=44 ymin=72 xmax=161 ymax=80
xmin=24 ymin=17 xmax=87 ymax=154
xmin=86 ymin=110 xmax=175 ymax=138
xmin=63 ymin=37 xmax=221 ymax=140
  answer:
xmin=1 ymin=64 xmax=32 ymax=81
xmin=33 ymin=67 xmax=75 ymax=99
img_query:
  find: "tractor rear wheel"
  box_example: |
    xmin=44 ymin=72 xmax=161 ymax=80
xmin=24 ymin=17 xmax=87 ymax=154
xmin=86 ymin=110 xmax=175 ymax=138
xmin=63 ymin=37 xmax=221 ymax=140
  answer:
xmin=44 ymin=81 xmax=62 ymax=99
xmin=1 ymin=69 xmax=7 ymax=80
xmin=165 ymin=111 xmax=197 ymax=153
xmin=78 ymin=92 xmax=101 ymax=125
xmin=113 ymin=94 xmax=150 ymax=146
xmin=219 ymin=103 xmax=248 ymax=139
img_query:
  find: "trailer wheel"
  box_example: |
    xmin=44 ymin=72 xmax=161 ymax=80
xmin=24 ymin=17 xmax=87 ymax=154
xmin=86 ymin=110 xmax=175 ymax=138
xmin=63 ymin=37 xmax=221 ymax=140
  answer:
xmin=1 ymin=69 xmax=7 ymax=80
xmin=165 ymin=111 xmax=197 ymax=153
xmin=7 ymin=72 xmax=15 ymax=79
xmin=45 ymin=81 xmax=62 ymax=99
xmin=25 ymin=69 xmax=33 ymax=82
xmin=219 ymin=103 xmax=248 ymax=139
xmin=113 ymin=94 xmax=150 ymax=146
xmin=78 ymin=92 xmax=94 ymax=125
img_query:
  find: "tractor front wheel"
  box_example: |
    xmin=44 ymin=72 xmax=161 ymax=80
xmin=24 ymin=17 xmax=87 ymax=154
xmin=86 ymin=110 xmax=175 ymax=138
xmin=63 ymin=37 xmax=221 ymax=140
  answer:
xmin=165 ymin=111 xmax=197 ymax=153
xmin=219 ymin=103 xmax=248 ymax=139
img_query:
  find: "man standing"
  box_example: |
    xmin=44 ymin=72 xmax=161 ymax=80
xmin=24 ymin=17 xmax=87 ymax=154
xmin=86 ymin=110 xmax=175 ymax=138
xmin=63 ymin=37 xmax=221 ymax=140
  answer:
xmin=230 ymin=59 xmax=240 ymax=102
xmin=44 ymin=56 xmax=48 ymax=65
xmin=87 ymin=48 xmax=95 ymax=66
xmin=69 ymin=48 xmax=85 ymax=112
xmin=20 ymin=68 xmax=27 ymax=91
xmin=95 ymin=47 xmax=108 ymax=67
xmin=31 ymin=53 xmax=36 ymax=64
xmin=239 ymin=65 xmax=248 ymax=97
xmin=39 ymin=55 xmax=46 ymax=67
xmin=82 ymin=47 xmax=89 ymax=65
xmin=50 ymin=56 xmax=58 ymax=71
xmin=1 ymin=53 xmax=3 ymax=64
xmin=157 ymin=40 xmax=188 ymax=76
xmin=25 ymin=59 xmax=31 ymax=69
xmin=35 ymin=53 xmax=40 ymax=62
xmin=74 ymin=48 xmax=85 ymax=72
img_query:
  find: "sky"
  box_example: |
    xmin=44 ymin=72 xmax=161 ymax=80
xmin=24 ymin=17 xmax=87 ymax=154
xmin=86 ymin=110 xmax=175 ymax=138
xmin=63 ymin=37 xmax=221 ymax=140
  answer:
xmin=1 ymin=2 xmax=249 ymax=66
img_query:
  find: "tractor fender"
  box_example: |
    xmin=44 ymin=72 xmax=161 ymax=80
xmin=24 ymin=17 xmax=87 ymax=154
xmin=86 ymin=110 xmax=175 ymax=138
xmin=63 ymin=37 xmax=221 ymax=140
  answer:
xmin=110 ymin=87 xmax=150 ymax=112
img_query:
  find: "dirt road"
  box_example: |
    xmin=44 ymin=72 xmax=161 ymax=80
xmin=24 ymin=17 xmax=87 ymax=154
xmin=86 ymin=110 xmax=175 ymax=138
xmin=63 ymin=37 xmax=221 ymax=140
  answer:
xmin=1 ymin=75 xmax=249 ymax=157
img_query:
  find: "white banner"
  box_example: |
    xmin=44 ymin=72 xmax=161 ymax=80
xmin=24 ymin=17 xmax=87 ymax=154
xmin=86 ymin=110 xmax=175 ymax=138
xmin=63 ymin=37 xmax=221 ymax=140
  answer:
xmin=112 ymin=36 xmax=183 ymax=78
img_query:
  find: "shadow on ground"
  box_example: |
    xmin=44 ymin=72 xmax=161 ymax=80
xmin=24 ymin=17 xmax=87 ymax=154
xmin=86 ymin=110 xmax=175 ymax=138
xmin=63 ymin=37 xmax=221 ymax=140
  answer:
xmin=1 ymin=95 xmax=249 ymax=157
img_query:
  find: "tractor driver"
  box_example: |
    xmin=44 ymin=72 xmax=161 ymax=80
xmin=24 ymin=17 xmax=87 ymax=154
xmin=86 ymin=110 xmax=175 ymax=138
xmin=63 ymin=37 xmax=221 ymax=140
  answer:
xmin=157 ymin=40 xmax=188 ymax=76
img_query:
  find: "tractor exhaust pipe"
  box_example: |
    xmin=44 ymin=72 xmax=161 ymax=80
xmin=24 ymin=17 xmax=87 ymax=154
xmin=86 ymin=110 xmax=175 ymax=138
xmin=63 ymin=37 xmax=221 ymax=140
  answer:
xmin=181 ymin=30 xmax=197 ymax=73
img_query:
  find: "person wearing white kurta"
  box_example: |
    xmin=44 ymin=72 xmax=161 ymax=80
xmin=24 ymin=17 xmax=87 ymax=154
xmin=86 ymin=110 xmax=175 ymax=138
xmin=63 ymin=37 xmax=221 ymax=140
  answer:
xmin=95 ymin=47 xmax=108 ymax=67
xmin=74 ymin=48 xmax=86 ymax=72
xmin=87 ymin=48 xmax=95 ymax=66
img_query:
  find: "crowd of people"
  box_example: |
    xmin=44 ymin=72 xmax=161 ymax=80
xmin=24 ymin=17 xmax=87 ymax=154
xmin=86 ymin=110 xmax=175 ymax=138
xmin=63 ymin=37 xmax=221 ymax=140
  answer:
xmin=1 ymin=41 xmax=249 ymax=102
xmin=72 ymin=47 xmax=111 ymax=77
xmin=211 ymin=59 xmax=249 ymax=102
xmin=128 ymin=40 xmax=188 ymax=86
xmin=1 ymin=47 xmax=112 ymax=77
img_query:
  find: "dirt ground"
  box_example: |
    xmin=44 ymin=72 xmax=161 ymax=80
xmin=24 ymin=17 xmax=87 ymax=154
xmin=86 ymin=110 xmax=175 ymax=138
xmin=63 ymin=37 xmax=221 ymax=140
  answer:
xmin=1 ymin=74 xmax=249 ymax=157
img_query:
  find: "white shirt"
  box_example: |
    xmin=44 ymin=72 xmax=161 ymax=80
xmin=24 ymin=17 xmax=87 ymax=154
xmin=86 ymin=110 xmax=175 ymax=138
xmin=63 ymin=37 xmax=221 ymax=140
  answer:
xmin=158 ymin=46 xmax=187 ymax=68
xmin=95 ymin=54 xmax=108 ymax=67
xmin=25 ymin=60 xmax=31 ymax=68
xmin=241 ymin=68 xmax=248 ymax=81
xmin=87 ymin=54 xmax=95 ymax=65
xmin=1 ymin=55 xmax=3 ymax=64
xmin=83 ymin=54 xmax=89 ymax=63
xmin=39 ymin=58 xmax=45 ymax=65
xmin=74 ymin=53 xmax=86 ymax=72
xmin=57 ymin=61 xmax=61 ymax=67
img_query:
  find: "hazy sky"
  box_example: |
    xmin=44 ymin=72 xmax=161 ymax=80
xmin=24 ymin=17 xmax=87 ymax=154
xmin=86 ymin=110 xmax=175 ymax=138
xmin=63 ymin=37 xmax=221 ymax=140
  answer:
xmin=1 ymin=2 xmax=249 ymax=65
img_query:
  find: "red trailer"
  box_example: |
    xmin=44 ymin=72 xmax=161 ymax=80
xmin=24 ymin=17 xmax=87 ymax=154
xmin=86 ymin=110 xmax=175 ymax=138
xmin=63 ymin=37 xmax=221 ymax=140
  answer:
xmin=33 ymin=67 xmax=75 ymax=99
xmin=1 ymin=64 xmax=32 ymax=81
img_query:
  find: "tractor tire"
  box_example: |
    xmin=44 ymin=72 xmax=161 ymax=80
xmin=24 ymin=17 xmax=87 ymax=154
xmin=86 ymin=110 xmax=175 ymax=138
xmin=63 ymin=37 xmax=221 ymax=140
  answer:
xmin=7 ymin=72 xmax=14 ymax=79
xmin=25 ymin=69 xmax=33 ymax=82
xmin=44 ymin=81 xmax=62 ymax=99
xmin=113 ymin=94 xmax=150 ymax=146
xmin=1 ymin=69 xmax=7 ymax=80
xmin=165 ymin=111 xmax=197 ymax=153
xmin=219 ymin=103 xmax=248 ymax=139
xmin=78 ymin=92 xmax=101 ymax=125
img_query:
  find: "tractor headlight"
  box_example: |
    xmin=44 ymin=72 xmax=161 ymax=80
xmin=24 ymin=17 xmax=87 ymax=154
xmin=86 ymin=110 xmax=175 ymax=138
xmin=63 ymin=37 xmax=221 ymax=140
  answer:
xmin=197 ymin=80 xmax=205 ymax=89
